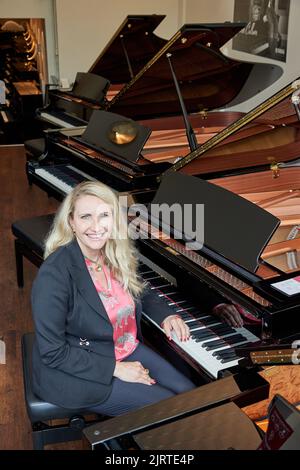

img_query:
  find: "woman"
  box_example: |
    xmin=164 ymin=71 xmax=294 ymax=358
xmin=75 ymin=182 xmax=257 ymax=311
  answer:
xmin=31 ymin=181 xmax=243 ymax=415
xmin=31 ymin=181 xmax=196 ymax=415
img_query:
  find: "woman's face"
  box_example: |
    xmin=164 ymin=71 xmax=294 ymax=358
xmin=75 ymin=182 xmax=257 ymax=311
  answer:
xmin=70 ymin=194 xmax=114 ymax=258
xmin=252 ymin=5 xmax=262 ymax=21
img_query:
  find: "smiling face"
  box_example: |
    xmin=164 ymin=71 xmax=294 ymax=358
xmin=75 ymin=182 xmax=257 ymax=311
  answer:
xmin=69 ymin=194 xmax=114 ymax=259
xmin=252 ymin=4 xmax=262 ymax=21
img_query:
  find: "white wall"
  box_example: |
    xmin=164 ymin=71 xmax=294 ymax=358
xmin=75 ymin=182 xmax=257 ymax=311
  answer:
xmin=185 ymin=0 xmax=234 ymax=23
xmin=55 ymin=0 xmax=182 ymax=83
xmin=2 ymin=0 xmax=299 ymax=112
xmin=0 ymin=0 xmax=58 ymax=81
xmin=184 ymin=0 xmax=300 ymax=112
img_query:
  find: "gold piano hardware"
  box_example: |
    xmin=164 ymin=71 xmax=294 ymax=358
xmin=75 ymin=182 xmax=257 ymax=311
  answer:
xmin=165 ymin=246 xmax=180 ymax=256
xmin=159 ymin=79 xmax=300 ymax=180
xmin=270 ymin=161 xmax=280 ymax=178
xmin=107 ymin=121 xmax=138 ymax=145
xmin=199 ymin=109 xmax=208 ymax=119
xmin=250 ymin=349 xmax=295 ymax=364
xmin=181 ymin=37 xmax=187 ymax=44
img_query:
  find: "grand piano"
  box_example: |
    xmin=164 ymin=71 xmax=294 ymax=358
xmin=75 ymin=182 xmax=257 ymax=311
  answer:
xmin=37 ymin=14 xmax=168 ymax=129
xmin=27 ymin=71 xmax=300 ymax=388
xmin=81 ymin=79 xmax=300 ymax=450
xmin=27 ymin=21 xmax=282 ymax=196
xmin=38 ymin=17 xmax=282 ymax=131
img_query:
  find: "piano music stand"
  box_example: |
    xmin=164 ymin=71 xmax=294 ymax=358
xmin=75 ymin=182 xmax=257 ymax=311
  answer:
xmin=151 ymin=172 xmax=280 ymax=273
xmin=74 ymin=110 xmax=151 ymax=163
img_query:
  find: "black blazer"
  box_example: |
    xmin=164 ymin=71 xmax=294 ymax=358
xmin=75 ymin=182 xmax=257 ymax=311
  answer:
xmin=31 ymin=240 xmax=175 ymax=409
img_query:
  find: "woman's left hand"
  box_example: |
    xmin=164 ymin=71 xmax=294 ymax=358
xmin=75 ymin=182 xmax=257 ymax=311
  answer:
xmin=162 ymin=315 xmax=190 ymax=342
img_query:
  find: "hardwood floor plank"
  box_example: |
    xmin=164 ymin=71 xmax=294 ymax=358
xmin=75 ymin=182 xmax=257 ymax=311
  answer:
xmin=0 ymin=145 xmax=64 ymax=449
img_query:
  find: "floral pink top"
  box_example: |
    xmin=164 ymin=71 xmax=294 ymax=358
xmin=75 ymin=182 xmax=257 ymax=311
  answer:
xmin=85 ymin=259 xmax=139 ymax=360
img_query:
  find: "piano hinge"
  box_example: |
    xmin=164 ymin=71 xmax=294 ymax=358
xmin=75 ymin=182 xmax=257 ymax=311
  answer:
xmin=165 ymin=246 xmax=180 ymax=256
xmin=270 ymin=161 xmax=280 ymax=178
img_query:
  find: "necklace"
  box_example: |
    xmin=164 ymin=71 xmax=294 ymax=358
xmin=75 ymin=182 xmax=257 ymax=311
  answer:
xmin=84 ymin=254 xmax=102 ymax=272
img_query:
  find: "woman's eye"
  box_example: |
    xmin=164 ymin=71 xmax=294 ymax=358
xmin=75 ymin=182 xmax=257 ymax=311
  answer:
xmin=81 ymin=214 xmax=90 ymax=219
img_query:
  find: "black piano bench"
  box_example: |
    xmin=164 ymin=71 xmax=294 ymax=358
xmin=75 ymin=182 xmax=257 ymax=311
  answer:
xmin=22 ymin=333 xmax=104 ymax=450
xmin=24 ymin=138 xmax=46 ymax=162
xmin=11 ymin=214 xmax=54 ymax=288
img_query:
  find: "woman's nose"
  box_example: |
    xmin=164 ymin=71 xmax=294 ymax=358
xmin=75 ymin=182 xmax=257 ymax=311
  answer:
xmin=90 ymin=218 xmax=106 ymax=231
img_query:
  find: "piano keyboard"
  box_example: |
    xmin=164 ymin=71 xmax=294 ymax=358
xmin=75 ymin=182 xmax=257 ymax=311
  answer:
xmin=35 ymin=164 xmax=95 ymax=194
xmin=139 ymin=263 xmax=259 ymax=379
xmin=39 ymin=111 xmax=86 ymax=128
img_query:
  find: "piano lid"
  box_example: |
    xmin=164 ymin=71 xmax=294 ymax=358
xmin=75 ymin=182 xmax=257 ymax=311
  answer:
xmin=160 ymin=78 xmax=300 ymax=178
xmin=107 ymin=23 xmax=282 ymax=120
xmin=89 ymin=15 xmax=167 ymax=83
xmin=148 ymin=172 xmax=279 ymax=273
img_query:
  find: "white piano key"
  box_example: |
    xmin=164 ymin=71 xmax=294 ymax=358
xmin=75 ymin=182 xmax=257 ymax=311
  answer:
xmin=35 ymin=165 xmax=94 ymax=195
xmin=1 ymin=110 xmax=9 ymax=123
xmin=39 ymin=112 xmax=75 ymax=128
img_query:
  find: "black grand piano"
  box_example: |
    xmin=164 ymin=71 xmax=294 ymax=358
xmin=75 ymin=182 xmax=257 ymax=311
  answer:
xmin=36 ymin=14 xmax=168 ymax=129
xmin=27 ymin=72 xmax=300 ymax=389
xmin=27 ymin=21 xmax=282 ymax=196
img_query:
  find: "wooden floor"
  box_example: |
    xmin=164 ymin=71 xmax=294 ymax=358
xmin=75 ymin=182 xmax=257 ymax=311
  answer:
xmin=0 ymin=145 xmax=70 ymax=449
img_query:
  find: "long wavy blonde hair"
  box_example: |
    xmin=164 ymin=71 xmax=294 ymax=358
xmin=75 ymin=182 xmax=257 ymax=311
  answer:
xmin=44 ymin=181 xmax=144 ymax=296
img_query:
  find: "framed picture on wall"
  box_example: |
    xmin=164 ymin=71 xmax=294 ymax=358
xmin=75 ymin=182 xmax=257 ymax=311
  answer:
xmin=232 ymin=0 xmax=290 ymax=62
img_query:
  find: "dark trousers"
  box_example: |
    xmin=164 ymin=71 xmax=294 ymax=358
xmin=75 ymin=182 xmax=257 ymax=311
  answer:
xmin=88 ymin=342 xmax=195 ymax=416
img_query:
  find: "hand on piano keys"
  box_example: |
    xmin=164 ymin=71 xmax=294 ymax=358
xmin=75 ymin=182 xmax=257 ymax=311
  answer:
xmin=161 ymin=314 xmax=191 ymax=342
xmin=140 ymin=263 xmax=260 ymax=379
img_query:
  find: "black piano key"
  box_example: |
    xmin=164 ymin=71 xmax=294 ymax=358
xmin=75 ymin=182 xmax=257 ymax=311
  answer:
xmin=185 ymin=319 xmax=201 ymax=327
xmin=203 ymin=334 xmax=246 ymax=351
xmin=167 ymin=302 xmax=195 ymax=313
xmin=188 ymin=312 xmax=211 ymax=320
xmin=138 ymin=264 xmax=153 ymax=274
xmin=202 ymin=339 xmax=227 ymax=350
xmin=215 ymin=348 xmax=242 ymax=360
xmin=157 ymin=286 xmax=178 ymax=295
xmin=197 ymin=317 xmax=220 ymax=326
xmin=220 ymin=355 xmax=240 ymax=364
xmin=181 ymin=315 xmax=196 ymax=323
xmin=213 ymin=347 xmax=247 ymax=360
xmin=142 ymin=272 xmax=161 ymax=280
xmin=147 ymin=278 xmax=171 ymax=288
xmin=192 ymin=331 xmax=217 ymax=341
xmin=174 ymin=303 xmax=196 ymax=311
xmin=210 ymin=324 xmax=235 ymax=335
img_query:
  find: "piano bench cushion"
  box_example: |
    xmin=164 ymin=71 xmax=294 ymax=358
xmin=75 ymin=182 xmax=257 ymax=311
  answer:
xmin=11 ymin=213 xmax=54 ymax=258
xmin=24 ymin=138 xmax=46 ymax=159
xmin=22 ymin=333 xmax=90 ymax=423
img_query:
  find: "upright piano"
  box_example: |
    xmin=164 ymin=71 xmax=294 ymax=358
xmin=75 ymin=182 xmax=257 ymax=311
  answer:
xmin=37 ymin=15 xmax=168 ymax=129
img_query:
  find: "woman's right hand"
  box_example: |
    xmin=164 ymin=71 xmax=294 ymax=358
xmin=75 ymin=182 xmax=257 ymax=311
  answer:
xmin=113 ymin=361 xmax=155 ymax=385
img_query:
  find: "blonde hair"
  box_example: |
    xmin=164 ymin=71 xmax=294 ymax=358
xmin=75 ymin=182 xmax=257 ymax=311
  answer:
xmin=44 ymin=181 xmax=144 ymax=296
